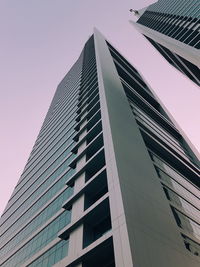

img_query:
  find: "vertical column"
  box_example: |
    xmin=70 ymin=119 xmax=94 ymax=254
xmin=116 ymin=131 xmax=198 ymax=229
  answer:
xmin=94 ymin=28 xmax=134 ymax=267
xmin=67 ymin=112 xmax=88 ymax=266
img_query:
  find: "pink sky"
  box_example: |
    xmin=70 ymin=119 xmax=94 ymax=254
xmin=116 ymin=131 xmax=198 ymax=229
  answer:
xmin=0 ymin=0 xmax=199 ymax=216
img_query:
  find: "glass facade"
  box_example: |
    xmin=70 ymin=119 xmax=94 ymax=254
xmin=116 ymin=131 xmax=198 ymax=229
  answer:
xmin=135 ymin=0 xmax=200 ymax=86
xmin=0 ymin=35 xmax=115 ymax=267
xmin=28 ymin=240 xmax=69 ymax=267
xmin=137 ymin=0 xmax=200 ymax=48
xmin=0 ymin=39 xmax=83 ymax=266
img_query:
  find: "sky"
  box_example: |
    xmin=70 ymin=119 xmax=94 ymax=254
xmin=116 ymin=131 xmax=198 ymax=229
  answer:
xmin=0 ymin=0 xmax=199 ymax=216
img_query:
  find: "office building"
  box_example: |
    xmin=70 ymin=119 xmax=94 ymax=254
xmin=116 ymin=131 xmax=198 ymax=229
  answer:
xmin=0 ymin=29 xmax=199 ymax=267
xmin=131 ymin=0 xmax=200 ymax=86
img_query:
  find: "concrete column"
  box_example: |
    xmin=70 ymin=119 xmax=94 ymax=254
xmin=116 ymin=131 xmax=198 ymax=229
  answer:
xmin=67 ymin=113 xmax=87 ymax=264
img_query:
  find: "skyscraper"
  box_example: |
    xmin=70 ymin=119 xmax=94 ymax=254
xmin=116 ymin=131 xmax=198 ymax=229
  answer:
xmin=131 ymin=0 xmax=200 ymax=86
xmin=0 ymin=29 xmax=199 ymax=267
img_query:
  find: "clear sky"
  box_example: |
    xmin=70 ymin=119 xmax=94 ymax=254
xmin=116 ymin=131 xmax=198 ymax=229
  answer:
xmin=0 ymin=0 xmax=199 ymax=216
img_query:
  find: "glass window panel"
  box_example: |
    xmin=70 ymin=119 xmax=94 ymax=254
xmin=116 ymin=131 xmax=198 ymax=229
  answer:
xmin=182 ymin=235 xmax=200 ymax=257
xmin=163 ymin=186 xmax=200 ymax=223
xmin=151 ymin=153 xmax=200 ymax=197
xmin=157 ymin=168 xmax=200 ymax=208
xmin=28 ymin=240 xmax=68 ymax=267
xmin=173 ymin=208 xmax=200 ymax=241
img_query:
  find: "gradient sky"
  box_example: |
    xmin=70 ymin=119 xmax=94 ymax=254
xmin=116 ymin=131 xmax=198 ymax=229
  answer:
xmin=0 ymin=0 xmax=199 ymax=216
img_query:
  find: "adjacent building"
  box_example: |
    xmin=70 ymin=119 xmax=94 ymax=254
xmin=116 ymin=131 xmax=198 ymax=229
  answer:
xmin=131 ymin=0 xmax=200 ymax=86
xmin=0 ymin=29 xmax=199 ymax=267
